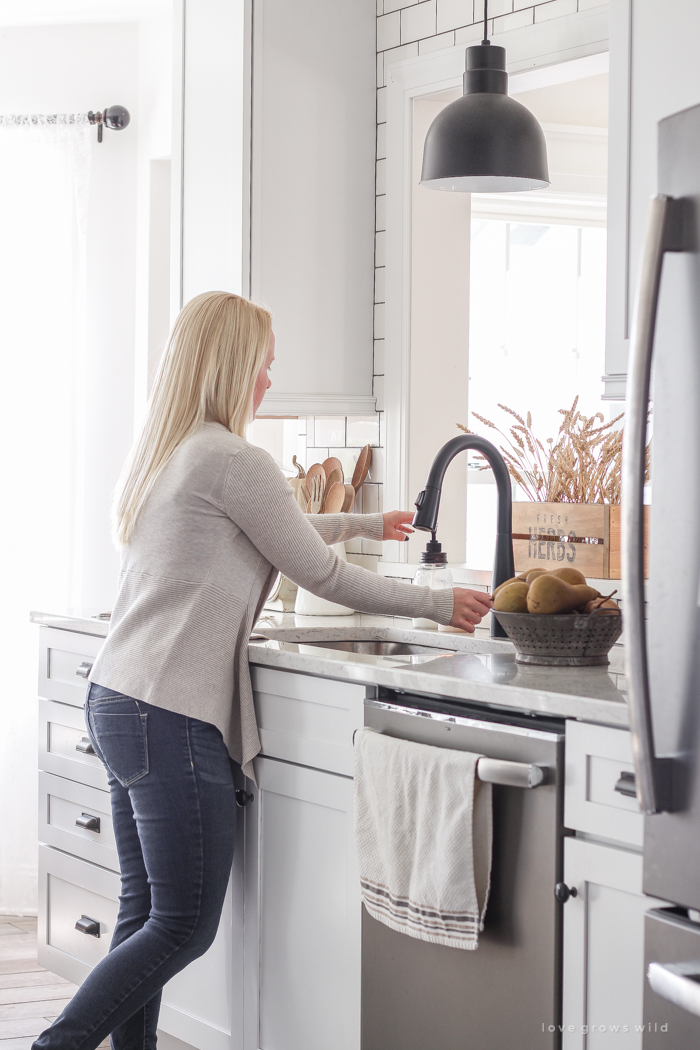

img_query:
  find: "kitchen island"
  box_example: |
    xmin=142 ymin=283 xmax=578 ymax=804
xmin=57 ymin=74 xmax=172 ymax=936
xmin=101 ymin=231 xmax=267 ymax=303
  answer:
xmin=31 ymin=608 xmax=649 ymax=1050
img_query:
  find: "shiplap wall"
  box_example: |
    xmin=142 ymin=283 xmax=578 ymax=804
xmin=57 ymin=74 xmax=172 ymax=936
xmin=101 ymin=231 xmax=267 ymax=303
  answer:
xmin=372 ymin=0 xmax=609 ymax=528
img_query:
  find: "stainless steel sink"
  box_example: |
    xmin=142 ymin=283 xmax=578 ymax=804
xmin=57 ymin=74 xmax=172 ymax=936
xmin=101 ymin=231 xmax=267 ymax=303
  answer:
xmin=298 ymin=639 xmax=454 ymax=657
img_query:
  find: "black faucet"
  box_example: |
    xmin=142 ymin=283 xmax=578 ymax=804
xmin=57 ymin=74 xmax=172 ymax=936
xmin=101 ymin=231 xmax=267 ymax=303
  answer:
xmin=412 ymin=435 xmax=515 ymax=638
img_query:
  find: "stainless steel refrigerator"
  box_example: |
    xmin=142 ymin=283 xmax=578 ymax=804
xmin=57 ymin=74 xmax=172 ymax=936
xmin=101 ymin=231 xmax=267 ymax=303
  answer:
xmin=622 ymin=100 xmax=700 ymax=1047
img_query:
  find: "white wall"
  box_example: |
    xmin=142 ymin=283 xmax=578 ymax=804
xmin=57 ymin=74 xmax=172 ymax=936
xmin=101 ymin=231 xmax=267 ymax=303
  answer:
xmin=0 ymin=16 xmax=170 ymax=913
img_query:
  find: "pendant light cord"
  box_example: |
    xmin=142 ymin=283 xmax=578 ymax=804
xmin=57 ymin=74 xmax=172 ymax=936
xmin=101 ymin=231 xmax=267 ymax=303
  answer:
xmin=482 ymin=0 xmax=489 ymax=44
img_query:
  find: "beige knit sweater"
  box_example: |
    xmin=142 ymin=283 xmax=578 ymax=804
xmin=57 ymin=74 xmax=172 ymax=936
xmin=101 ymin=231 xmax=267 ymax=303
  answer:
xmin=90 ymin=422 xmax=454 ymax=778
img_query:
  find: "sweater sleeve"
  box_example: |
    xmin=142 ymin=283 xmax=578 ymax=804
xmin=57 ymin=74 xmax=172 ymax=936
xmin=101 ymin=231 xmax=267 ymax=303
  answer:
xmin=307 ymin=512 xmax=385 ymax=545
xmin=223 ymin=446 xmax=454 ymax=625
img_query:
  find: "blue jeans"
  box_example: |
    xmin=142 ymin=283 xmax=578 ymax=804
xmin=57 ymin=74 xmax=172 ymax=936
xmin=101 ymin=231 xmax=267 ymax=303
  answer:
xmin=33 ymin=684 xmax=238 ymax=1050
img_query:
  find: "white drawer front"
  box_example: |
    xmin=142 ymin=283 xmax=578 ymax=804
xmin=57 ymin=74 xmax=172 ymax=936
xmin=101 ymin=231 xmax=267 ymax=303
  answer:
xmin=39 ymin=771 xmax=118 ymax=872
xmin=565 ymin=721 xmax=643 ymax=847
xmin=251 ymin=665 xmax=365 ymax=775
xmin=39 ymin=626 xmax=103 ymax=707
xmin=38 ymin=845 xmax=120 ymax=985
xmin=39 ymin=698 xmax=109 ymax=790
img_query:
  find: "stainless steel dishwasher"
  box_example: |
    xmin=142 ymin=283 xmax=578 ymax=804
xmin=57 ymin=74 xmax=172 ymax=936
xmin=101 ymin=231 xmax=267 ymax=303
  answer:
xmin=362 ymin=691 xmax=565 ymax=1050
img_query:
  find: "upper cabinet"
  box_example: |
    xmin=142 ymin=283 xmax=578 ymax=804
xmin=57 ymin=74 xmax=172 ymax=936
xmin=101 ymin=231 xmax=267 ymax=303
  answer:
xmin=605 ymin=0 xmax=700 ymax=400
xmin=173 ymin=0 xmax=377 ymax=416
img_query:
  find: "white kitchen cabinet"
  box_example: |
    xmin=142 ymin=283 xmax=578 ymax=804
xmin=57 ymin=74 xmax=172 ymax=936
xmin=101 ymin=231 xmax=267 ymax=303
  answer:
xmin=173 ymin=0 xmax=377 ymax=416
xmin=243 ymin=755 xmax=361 ymax=1050
xmin=605 ymin=0 xmax=700 ymax=399
xmin=561 ymin=837 xmax=667 ymax=1050
xmin=36 ymin=626 xmax=245 ymax=1050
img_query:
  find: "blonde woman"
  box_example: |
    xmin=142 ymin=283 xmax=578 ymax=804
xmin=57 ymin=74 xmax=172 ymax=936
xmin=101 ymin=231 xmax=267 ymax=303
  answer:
xmin=33 ymin=292 xmax=491 ymax=1050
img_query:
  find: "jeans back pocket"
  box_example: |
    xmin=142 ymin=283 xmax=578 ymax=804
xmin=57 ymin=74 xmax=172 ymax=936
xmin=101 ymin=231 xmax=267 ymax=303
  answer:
xmin=88 ymin=697 xmax=149 ymax=787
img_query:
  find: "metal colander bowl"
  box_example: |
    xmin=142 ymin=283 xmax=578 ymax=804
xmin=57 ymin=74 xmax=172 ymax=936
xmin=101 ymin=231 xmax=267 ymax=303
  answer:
xmin=493 ymin=610 xmax=622 ymax=666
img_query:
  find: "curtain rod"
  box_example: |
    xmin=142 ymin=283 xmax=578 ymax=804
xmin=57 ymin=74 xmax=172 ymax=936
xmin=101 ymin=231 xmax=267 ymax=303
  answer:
xmin=0 ymin=105 xmax=130 ymax=142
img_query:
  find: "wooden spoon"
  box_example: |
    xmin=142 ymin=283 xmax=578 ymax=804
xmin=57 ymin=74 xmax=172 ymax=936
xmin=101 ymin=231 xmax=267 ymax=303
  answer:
xmin=306 ymin=462 xmax=325 ymax=488
xmin=351 ymin=444 xmax=372 ymax=491
xmin=342 ymin=484 xmax=355 ymax=512
xmin=324 ymin=482 xmax=346 ymax=514
xmin=322 ymin=456 xmax=343 ymax=479
xmin=325 ymin=467 xmax=343 ymax=492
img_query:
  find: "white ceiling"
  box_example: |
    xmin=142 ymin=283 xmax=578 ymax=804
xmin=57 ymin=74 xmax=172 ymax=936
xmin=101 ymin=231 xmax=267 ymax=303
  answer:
xmin=0 ymin=0 xmax=170 ymax=26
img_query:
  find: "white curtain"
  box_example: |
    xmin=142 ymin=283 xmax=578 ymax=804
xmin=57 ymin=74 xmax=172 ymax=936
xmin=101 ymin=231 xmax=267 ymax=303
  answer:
xmin=0 ymin=117 xmax=91 ymax=913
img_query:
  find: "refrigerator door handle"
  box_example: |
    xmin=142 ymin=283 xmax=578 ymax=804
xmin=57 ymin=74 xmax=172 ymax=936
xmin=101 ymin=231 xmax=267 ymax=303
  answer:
xmin=622 ymin=194 xmax=683 ymax=815
xmin=648 ymin=960 xmax=700 ymax=1018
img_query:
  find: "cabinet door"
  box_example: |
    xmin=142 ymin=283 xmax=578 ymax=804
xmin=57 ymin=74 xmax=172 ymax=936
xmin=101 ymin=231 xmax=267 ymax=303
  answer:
xmin=562 ymin=837 xmax=667 ymax=1049
xmin=244 ymin=756 xmax=361 ymax=1050
xmin=605 ymin=0 xmax=700 ymax=397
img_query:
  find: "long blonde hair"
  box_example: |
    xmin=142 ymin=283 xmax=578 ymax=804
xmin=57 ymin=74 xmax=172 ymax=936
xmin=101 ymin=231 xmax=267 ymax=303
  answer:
xmin=114 ymin=291 xmax=272 ymax=546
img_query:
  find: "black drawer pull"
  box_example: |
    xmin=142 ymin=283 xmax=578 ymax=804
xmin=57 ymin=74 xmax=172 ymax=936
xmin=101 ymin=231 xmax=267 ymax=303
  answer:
xmin=235 ymin=789 xmax=254 ymax=808
xmin=75 ymin=737 xmax=96 ymax=756
xmin=75 ymin=813 xmax=100 ymax=832
xmin=75 ymin=662 xmax=93 ymax=679
xmin=614 ymin=770 xmax=637 ymax=798
xmin=75 ymin=915 xmax=100 ymax=937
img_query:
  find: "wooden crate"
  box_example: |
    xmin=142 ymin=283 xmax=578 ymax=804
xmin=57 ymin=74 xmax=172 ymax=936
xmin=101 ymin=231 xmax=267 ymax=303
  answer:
xmin=511 ymin=502 xmax=649 ymax=580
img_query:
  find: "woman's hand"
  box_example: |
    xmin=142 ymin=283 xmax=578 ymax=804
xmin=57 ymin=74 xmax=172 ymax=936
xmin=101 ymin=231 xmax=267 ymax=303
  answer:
xmin=382 ymin=510 xmax=415 ymax=541
xmin=449 ymin=588 xmax=493 ymax=633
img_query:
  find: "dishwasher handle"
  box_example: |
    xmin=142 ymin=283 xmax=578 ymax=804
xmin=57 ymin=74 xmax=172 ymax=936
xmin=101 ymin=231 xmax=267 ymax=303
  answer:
xmin=476 ymin=757 xmax=546 ymax=789
xmin=353 ymin=728 xmax=547 ymax=788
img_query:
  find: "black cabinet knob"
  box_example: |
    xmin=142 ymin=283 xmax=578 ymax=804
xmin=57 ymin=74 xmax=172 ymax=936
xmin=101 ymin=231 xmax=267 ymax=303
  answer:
xmin=75 ymin=915 xmax=100 ymax=937
xmin=555 ymin=882 xmax=578 ymax=904
xmin=235 ymin=789 xmax=254 ymax=808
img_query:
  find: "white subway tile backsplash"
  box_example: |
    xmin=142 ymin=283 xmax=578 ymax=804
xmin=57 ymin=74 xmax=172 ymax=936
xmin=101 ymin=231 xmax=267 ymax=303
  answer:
xmin=314 ymin=417 xmax=346 ymax=448
xmin=362 ymin=538 xmax=384 ymax=556
xmin=347 ymin=417 xmax=381 ymax=447
xmin=375 ymin=229 xmax=386 ymax=267
xmin=305 ymin=447 xmax=329 ymax=469
xmin=401 ymin=0 xmax=437 ymax=43
xmin=381 ymin=41 xmax=419 ymax=69
xmin=455 ymin=20 xmax=489 ymax=42
xmin=376 ymin=156 xmax=387 ymax=195
xmin=374 ymin=266 xmax=386 ymax=304
xmin=494 ymin=6 xmax=533 ymax=30
xmin=345 ymin=537 xmax=363 ymax=554
xmin=374 ymin=338 xmax=385 ymax=373
xmin=377 ymin=10 xmax=401 ymax=49
xmin=377 ymin=51 xmax=385 ymax=86
xmin=419 ymin=30 xmax=456 ymax=52
xmin=337 ymin=447 xmax=363 ymax=479
xmin=374 ymin=302 xmax=386 ymax=339
xmin=577 ymin=0 xmax=607 ymax=8
xmin=377 ymin=85 xmax=387 ymax=123
xmin=373 ymin=374 xmax=385 ymax=412
xmin=376 ymin=192 xmax=386 ymax=230
xmin=369 ymin=447 xmax=386 ymax=488
xmin=437 ymin=0 xmax=474 ymax=33
xmin=377 ymin=123 xmax=387 ymax=159
xmin=361 ymin=482 xmax=380 ymax=514
xmin=474 ymin=0 xmax=512 ymax=18
xmin=385 ymin=0 xmax=419 ymax=10
xmin=534 ymin=0 xmax=576 ymax=20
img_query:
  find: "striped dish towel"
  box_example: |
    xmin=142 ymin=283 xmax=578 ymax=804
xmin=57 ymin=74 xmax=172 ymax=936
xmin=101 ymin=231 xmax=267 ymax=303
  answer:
xmin=354 ymin=727 xmax=492 ymax=950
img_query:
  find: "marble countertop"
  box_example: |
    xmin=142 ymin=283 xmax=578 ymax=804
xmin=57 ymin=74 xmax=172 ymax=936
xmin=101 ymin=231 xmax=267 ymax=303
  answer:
xmin=32 ymin=606 xmax=630 ymax=729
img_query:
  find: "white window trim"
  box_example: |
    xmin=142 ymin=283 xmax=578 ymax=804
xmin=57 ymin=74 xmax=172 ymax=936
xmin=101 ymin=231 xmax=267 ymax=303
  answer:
xmin=382 ymin=8 xmax=610 ymax=558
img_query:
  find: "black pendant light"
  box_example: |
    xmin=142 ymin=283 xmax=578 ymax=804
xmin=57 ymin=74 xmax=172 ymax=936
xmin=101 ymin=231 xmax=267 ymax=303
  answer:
xmin=420 ymin=0 xmax=549 ymax=192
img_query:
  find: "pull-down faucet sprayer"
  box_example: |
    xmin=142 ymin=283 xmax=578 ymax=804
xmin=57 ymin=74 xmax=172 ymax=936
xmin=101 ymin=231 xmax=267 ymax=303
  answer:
xmin=412 ymin=435 xmax=515 ymax=638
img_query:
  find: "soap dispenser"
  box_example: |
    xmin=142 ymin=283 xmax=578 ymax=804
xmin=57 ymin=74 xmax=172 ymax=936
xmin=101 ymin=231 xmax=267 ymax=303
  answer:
xmin=412 ymin=537 xmax=453 ymax=629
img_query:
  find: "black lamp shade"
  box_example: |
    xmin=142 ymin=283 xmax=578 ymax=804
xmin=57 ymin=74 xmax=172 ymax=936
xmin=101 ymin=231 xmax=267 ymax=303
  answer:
xmin=421 ymin=44 xmax=549 ymax=192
